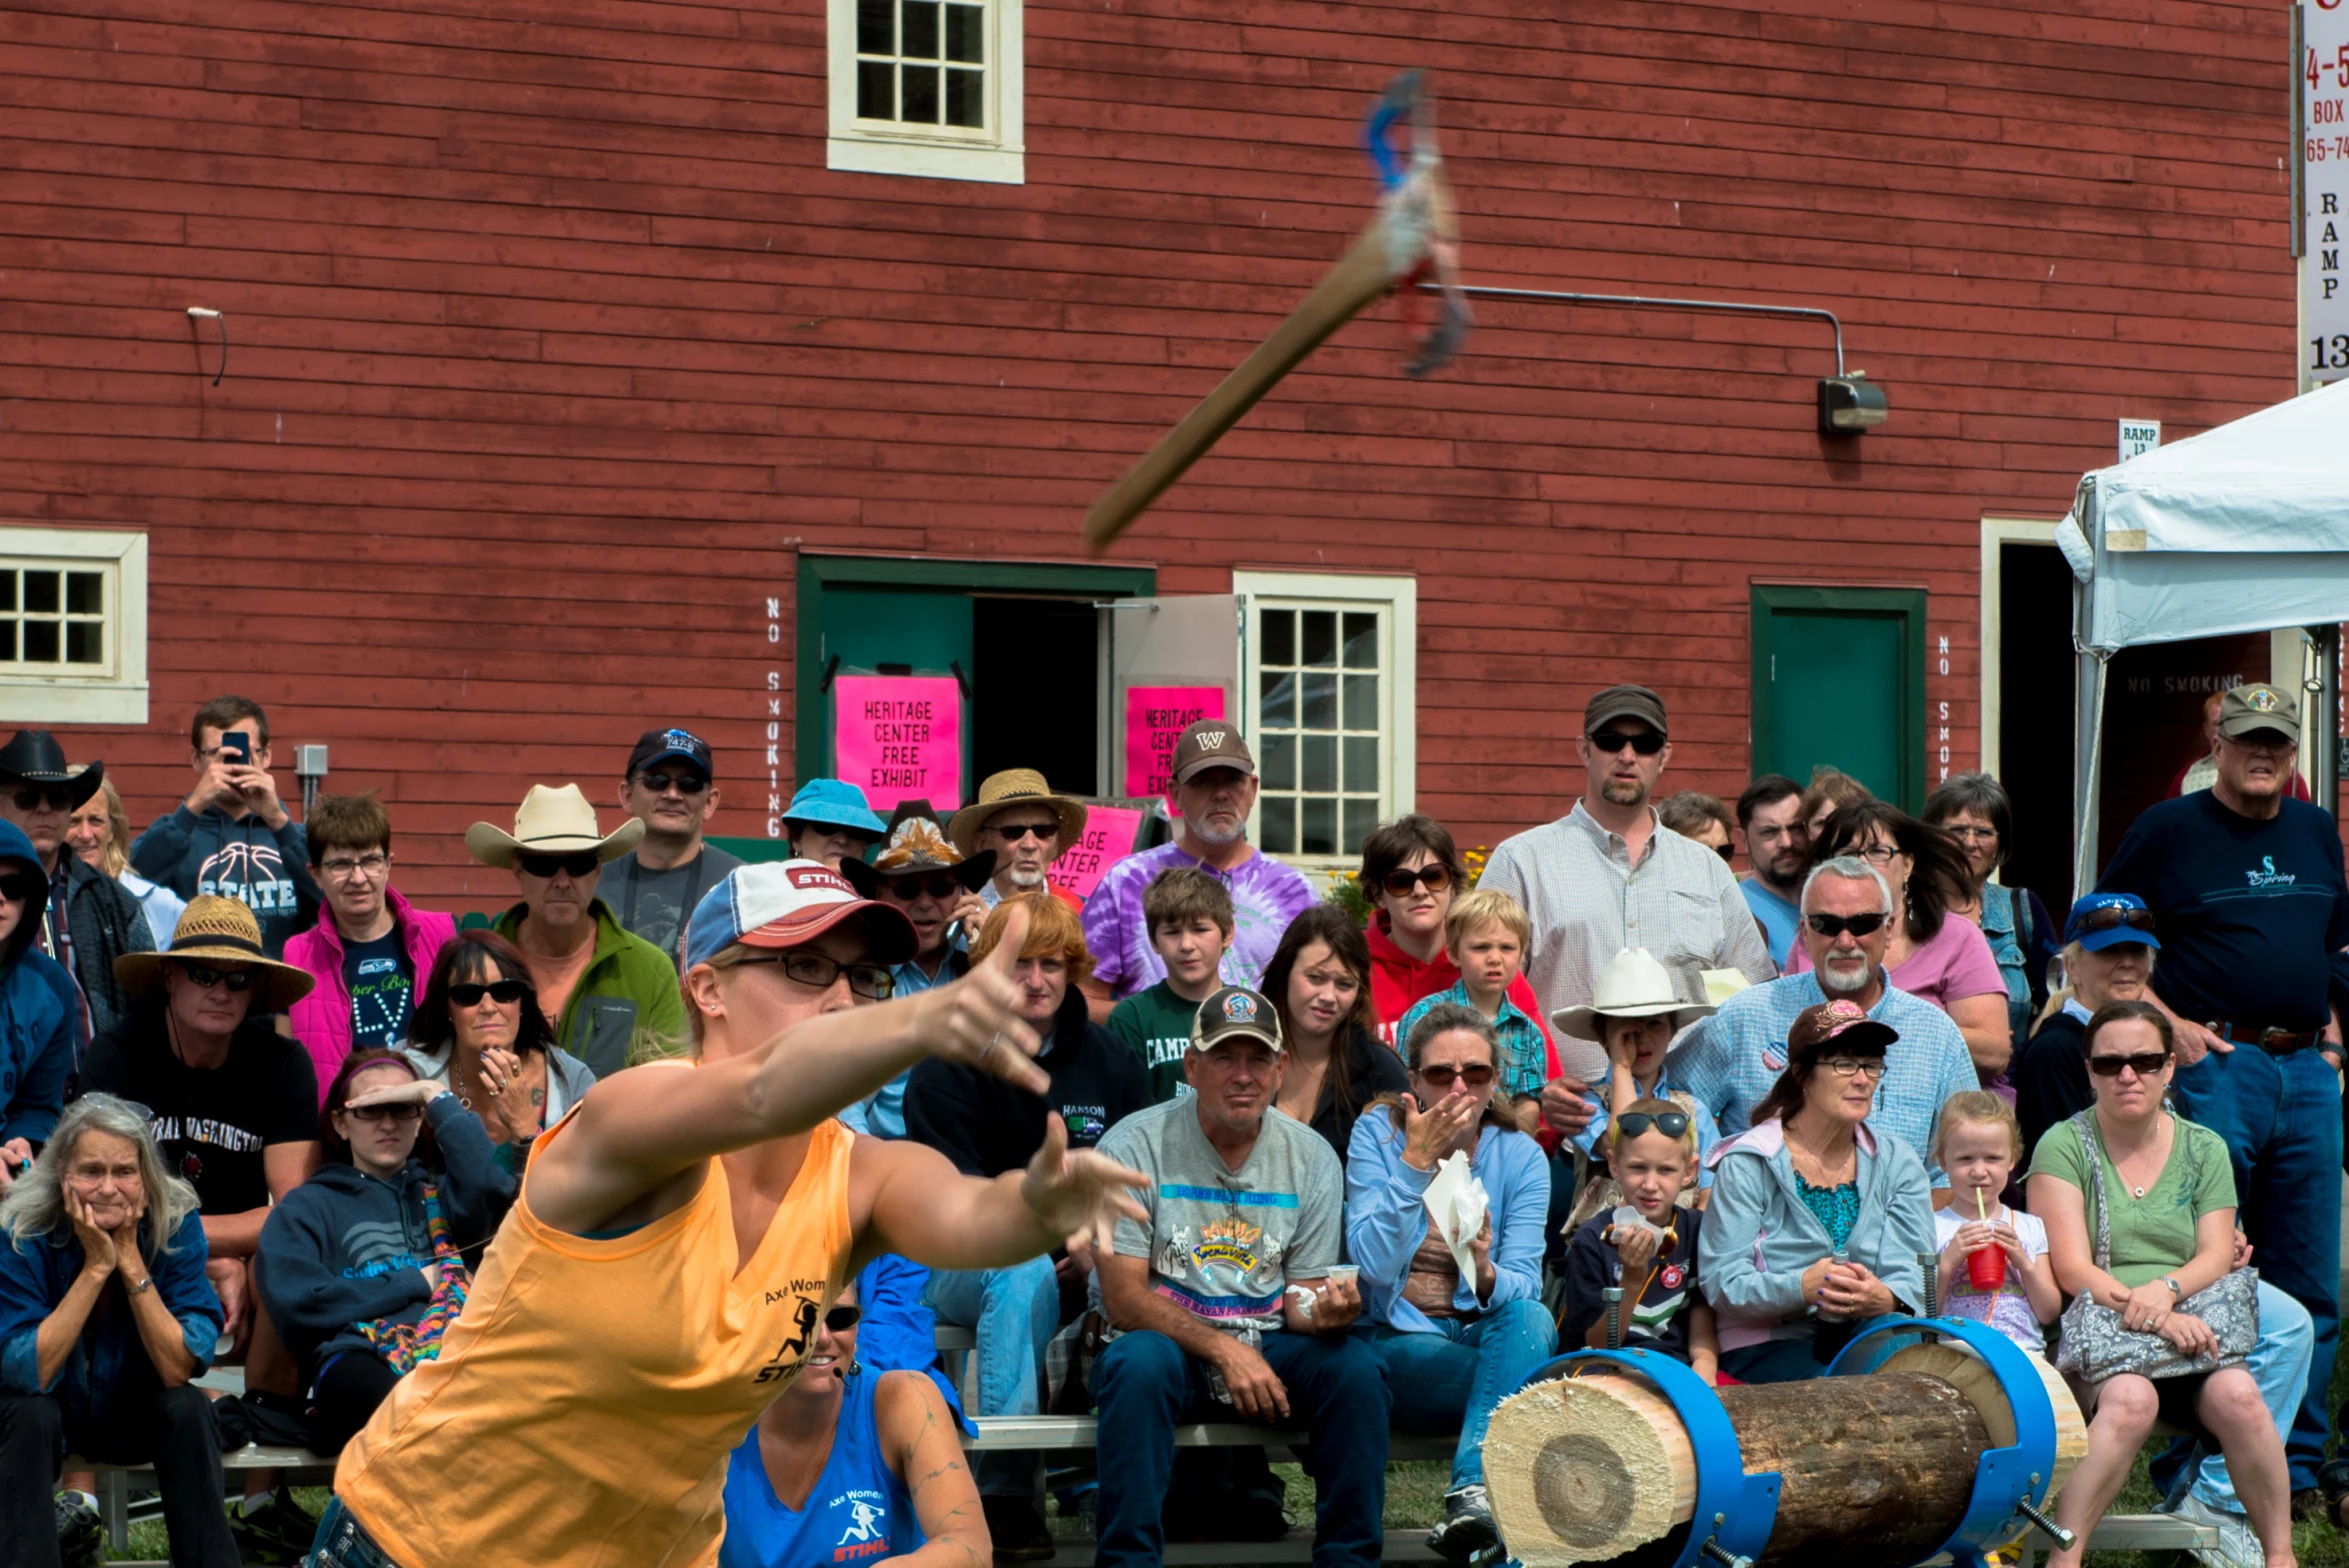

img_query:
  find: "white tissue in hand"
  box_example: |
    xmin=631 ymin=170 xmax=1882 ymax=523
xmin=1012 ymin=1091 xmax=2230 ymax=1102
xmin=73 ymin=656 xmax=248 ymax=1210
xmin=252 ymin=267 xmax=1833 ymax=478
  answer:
xmin=1609 ymin=1205 xmax=1664 ymax=1245
xmin=1424 ymin=1150 xmax=1489 ymax=1283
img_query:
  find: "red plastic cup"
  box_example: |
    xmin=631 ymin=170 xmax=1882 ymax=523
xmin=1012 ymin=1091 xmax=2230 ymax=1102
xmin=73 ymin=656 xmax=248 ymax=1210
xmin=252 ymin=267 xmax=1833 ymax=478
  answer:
xmin=1966 ymin=1244 xmax=2006 ymax=1292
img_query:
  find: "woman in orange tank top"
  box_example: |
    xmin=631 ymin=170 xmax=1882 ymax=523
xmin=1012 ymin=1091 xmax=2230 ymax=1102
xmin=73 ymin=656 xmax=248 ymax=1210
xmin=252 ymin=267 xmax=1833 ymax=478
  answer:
xmin=319 ymin=860 xmax=1148 ymax=1568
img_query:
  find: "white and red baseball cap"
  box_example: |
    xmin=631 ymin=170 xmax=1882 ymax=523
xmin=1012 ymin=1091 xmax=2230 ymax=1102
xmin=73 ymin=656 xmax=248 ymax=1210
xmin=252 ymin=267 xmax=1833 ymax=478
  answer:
xmin=684 ymin=859 xmax=916 ymax=970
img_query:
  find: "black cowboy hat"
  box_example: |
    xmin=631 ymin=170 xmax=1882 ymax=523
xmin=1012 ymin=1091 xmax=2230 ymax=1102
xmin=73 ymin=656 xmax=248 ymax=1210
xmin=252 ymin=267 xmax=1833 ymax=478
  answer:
xmin=0 ymin=730 xmax=104 ymax=809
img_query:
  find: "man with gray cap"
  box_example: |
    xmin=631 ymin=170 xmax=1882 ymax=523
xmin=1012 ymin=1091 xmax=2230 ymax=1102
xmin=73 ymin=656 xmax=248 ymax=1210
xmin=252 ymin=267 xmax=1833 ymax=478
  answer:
xmin=1480 ymin=685 xmax=1772 ymax=1087
xmin=2097 ymin=680 xmax=2349 ymax=1504
xmin=1080 ymin=719 xmax=1315 ymax=1020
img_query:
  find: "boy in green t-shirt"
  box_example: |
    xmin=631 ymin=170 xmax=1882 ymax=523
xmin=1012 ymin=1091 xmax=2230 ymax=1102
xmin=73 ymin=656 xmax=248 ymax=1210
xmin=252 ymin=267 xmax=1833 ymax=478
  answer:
xmin=1107 ymin=867 xmax=1233 ymax=1101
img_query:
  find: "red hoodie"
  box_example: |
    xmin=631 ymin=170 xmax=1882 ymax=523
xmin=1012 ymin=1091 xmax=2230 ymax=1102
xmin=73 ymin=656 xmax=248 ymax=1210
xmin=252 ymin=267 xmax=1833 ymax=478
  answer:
xmin=1364 ymin=914 xmax=1566 ymax=1148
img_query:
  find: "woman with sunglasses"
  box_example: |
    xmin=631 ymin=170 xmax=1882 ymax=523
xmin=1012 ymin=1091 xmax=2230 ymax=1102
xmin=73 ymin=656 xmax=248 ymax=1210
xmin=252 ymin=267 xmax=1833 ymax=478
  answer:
xmin=400 ymin=931 xmax=594 ymax=1176
xmin=1793 ymin=800 xmax=2013 ymax=1077
xmin=1347 ymin=1003 xmax=1554 ymax=1562
xmin=256 ymin=1050 xmax=515 ymax=1454
xmin=2028 ymin=1002 xmax=2294 ymax=1568
xmin=1358 ymin=816 xmax=1555 ymax=1051
xmin=1698 ymin=999 xmax=1933 ymax=1384
xmin=719 ymin=1279 xmax=985 ymax=1568
xmin=0 ymin=819 xmax=75 ymax=1191
xmin=1262 ymin=906 xmax=1407 ymax=1168
xmin=2012 ymin=894 xmax=2163 ymax=1162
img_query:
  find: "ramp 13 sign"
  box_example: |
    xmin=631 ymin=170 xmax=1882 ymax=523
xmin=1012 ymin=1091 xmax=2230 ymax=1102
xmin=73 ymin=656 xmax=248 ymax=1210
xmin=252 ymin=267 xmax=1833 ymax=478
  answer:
xmin=2310 ymin=0 xmax=2349 ymax=384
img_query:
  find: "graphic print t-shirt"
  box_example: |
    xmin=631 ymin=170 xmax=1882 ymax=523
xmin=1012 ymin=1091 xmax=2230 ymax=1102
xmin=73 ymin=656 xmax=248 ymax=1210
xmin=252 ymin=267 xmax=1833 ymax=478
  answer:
xmin=1107 ymin=981 xmax=1207 ymax=1103
xmin=83 ymin=1020 xmax=320 ymax=1215
xmin=344 ymin=930 xmax=416 ymax=1053
xmin=1561 ymin=1205 xmax=1706 ymax=1365
xmin=1093 ymin=1098 xmax=1342 ymax=1342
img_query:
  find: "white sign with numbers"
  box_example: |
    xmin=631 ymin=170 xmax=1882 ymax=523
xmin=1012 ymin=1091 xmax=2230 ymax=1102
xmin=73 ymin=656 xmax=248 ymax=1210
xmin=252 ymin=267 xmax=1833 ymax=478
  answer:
xmin=2308 ymin=0 xmax=2349 ymax=383
xmin=2118 ymin=420 xmax=2161 ymax=461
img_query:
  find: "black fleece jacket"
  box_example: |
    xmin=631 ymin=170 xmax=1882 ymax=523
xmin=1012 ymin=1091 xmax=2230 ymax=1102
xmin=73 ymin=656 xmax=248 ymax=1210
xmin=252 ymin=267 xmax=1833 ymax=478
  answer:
xmin=902 ymin=985 xmax=1152 ymax=1176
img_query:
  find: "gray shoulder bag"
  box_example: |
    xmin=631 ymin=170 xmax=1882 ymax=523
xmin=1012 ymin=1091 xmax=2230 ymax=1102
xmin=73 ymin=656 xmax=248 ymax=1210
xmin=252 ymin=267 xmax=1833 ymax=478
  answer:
xmin=2053 ymin=1111 xmax=2257 ymax=1382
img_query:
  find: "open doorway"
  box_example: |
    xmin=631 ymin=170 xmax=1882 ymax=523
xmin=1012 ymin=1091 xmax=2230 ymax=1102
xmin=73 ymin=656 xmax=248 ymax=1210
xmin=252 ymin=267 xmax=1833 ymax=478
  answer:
xmin=1996 ymin=539 xmax=2076 ymax=909
xmin=973 ymin=596 xmax=1099 ymax=793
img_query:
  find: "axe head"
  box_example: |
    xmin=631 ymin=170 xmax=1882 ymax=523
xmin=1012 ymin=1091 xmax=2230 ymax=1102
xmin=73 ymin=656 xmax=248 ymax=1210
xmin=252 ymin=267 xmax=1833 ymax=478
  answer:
xmin=1364 ymin=73 xmax=1470 ymax=378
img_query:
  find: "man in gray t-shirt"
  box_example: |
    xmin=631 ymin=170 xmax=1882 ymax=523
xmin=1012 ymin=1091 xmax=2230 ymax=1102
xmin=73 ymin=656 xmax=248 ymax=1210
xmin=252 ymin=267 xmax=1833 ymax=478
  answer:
xmin=1089 ymin=986 xmax=1391 ymax=1566
xmin=605 ymin=726 xmax=745 ymax=968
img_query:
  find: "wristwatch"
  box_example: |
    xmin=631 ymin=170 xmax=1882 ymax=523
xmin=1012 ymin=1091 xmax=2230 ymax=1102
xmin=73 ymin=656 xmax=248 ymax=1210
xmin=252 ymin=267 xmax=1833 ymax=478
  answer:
xmin=2161 ymin=1276 xmax=2182 ymax=1297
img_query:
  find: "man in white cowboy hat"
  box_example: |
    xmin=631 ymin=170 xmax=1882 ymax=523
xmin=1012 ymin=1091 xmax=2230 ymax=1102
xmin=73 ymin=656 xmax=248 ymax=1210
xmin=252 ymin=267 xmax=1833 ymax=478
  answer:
xmin=0 ymin=729 xmax=154 ymax=1041
xmin=948 ymin=768 xmax=1089 ymax=915
xmin=468 ymin=784 xmax=685 ymax=1078
xmin=1552 ymin=948 xmax=1721 ymax=1184
xmin=84 ymin=895 xmax=326 ymax=1556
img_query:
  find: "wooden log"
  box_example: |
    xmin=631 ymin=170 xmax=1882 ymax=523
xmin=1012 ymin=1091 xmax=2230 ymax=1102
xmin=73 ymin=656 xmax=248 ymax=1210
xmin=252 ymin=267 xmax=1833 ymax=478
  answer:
xmin=1878 ymin=1341 xmax=2089 ymax=1496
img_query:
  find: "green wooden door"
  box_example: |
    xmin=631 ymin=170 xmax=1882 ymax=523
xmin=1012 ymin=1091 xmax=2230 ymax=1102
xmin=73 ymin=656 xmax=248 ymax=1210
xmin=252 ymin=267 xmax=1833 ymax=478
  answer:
xmin=1750 ymin=586 xmax=1927 ymax=811
xmin=816 ymin=586 xmax=977 ymax=806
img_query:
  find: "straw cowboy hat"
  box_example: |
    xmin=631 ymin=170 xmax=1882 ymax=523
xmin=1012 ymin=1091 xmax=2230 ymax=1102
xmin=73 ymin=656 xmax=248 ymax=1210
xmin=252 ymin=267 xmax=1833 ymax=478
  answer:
xmin=1551 ymin=947 xmax=1716 ymax=1041
xmin=0 ymin=730 xmax=105 ymax=810
xmin=948 ymin=769 xmax=1089 ymax=856
xmin=113 ymin=895 xmax=316 ymax=1013
xmin=840 ymin=801 xmax=996 ymax=899
xmin=465 ymin=783 xmax=645 ymax=869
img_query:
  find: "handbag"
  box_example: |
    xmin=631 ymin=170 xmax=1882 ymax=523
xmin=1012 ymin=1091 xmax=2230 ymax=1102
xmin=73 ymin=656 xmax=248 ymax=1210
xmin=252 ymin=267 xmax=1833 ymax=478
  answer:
xmin=2052 ymin=1111 xmax=2257 ymax=1382
xmin=359 ymin=1182 xmax=473 ymax=1376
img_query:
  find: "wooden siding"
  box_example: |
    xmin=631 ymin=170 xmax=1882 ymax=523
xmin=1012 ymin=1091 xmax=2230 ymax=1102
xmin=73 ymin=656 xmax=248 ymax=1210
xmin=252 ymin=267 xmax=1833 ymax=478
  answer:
xmin=0 ymin=0 xmax=2296 ymax=904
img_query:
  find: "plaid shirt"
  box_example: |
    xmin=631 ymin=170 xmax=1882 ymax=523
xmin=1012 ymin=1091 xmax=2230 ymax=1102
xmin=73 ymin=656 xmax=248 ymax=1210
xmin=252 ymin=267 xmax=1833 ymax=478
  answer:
xmin=1395 ymin=980 xmax=1548 ymax=1102
xmin=1663 ymin=971 xmax=1976 ymax=1180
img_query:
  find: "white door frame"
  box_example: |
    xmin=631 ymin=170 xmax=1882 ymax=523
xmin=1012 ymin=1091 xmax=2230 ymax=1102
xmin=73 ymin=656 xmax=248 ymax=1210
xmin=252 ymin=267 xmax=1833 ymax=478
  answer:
xmin=1979 ymin=516 xmax=2063 ymax=780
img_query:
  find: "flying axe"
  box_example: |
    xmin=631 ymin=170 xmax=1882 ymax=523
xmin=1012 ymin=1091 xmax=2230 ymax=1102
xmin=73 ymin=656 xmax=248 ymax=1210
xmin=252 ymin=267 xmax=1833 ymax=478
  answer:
xmin=1081 ymin=73 xmax=1470 ymax=554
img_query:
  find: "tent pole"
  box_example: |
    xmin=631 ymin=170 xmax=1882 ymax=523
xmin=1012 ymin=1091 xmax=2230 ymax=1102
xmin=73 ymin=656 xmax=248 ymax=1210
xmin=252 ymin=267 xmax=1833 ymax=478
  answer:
xmin=2316 ymin=625 xmax=2341 ymax=826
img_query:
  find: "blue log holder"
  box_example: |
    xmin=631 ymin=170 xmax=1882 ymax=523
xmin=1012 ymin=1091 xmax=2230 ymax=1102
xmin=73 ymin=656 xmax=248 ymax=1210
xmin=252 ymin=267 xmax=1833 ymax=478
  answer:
xmin=1519 ymin=1349 xmax=1782 ymax=1568
xmin=1824 ymin=1316 xmax=2075 ymax=1568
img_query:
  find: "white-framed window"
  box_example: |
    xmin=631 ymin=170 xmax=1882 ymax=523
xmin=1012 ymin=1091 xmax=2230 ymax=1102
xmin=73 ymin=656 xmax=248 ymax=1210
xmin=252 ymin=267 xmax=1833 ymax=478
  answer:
xmin=826 ymin=0 xmax=1023 ymax=184
xmin=1232 ymin=571 xmax=1417 ymax=869
xmin=0 ymin=525 xmax=148 ymax=724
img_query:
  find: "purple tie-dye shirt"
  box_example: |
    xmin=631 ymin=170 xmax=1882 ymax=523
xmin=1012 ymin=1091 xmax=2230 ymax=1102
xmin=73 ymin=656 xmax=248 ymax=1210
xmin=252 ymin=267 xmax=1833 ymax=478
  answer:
xmin=1082 ymin=841 xmax=1319 ymax=999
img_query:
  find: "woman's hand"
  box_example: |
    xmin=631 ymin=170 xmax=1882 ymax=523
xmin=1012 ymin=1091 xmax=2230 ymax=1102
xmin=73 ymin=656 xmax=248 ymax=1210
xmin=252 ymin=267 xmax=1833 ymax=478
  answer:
xmin=2158 ymin=1310 xmax=2218 ymax=1357
xmin=916 ymin=902 xmax=1047 ymax=1094
xmin=2120 ymin=1280 xmax=2174 ymax=1334
xmin=66 ymin=1190 xmax=119 ymax=1278
xmin=1468 ymin=1212 xmax=1496 ymax=1297
xmin=1819 ymin=1261 xmax=1894 ymax=1318
xmin=0 ymin=1137 xmax=32 ymax=1193
xmin=1799 ymin=1256 xmax=1834 ymax=1304
xmin=345 ymin=1076 xmax=444 ymax=1109
xmin=1019 ymin=1115 xmax=1150 ymax=1256
xmin=1397 ymin=1090 xmax=1482 ymax=1171
xmin=478 ymin=1047 xmax=540 ymax=1136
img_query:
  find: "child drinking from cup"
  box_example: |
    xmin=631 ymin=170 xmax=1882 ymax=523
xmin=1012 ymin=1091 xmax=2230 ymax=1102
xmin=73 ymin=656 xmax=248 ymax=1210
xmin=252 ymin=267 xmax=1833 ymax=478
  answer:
xmin=1932 ymin=1090 xmax=2059 ymax=1355
xmin=1561 ymin=1099 xmax=1719 ymax=1383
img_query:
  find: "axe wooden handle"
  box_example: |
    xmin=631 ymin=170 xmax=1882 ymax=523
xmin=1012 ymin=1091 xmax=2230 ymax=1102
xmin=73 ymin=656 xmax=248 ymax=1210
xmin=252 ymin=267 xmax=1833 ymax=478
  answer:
xmin=1083 ymin=226 xmax=1396 ymax=554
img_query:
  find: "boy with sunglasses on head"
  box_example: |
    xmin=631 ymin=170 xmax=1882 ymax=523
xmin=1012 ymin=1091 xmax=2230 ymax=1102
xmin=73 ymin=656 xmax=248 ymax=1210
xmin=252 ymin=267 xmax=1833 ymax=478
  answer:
xmin=1108 ymin=867 xmax=1235 ymax=1103
xmin=1396 ymin=889 xmax=1548 ymax=1131
xmin=1560 ymin=1098 xmax=1719 ymax=1382
xmin=607 ymin=727 xmax=744 ymax=970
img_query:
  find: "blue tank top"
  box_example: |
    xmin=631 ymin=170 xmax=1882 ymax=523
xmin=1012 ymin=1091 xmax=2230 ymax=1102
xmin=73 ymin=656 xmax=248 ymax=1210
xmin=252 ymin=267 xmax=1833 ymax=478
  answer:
xmin=719 ymin=1370 xmax=925 ymax=1568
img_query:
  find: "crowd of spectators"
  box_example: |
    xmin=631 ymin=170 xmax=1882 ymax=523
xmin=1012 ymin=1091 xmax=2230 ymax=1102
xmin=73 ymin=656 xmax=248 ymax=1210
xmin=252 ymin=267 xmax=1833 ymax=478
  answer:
xmin=0 ymin=674 xmax=2342 ymax=1568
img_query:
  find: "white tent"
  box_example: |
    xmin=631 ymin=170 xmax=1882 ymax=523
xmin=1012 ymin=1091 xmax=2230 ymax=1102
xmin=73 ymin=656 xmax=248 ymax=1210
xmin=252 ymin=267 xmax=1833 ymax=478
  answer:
xmin=2062 ymin=377 xmax=2349 ymax=890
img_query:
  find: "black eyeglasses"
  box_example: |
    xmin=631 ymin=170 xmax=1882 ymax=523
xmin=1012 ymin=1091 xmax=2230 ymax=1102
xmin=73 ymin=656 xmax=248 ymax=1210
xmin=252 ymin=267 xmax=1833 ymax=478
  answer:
xmin=1381 ymin=864 xmax=1454 ymax=897
xmin=1587 ymin=729 xmax=1667 ymax=756
xmin=518 ymin=852 xmax=601 ymax=879
xmin=2073 ymin=906 xmax=2157 ymax=936
xmin=175 ymin=961 xmax=254 ymax=992
xmin=0 ymin=870 xmax=40 ymax=905
xmin=449 ymin=979 xmax=530 ymax=1008
xmin=9 ymin=784 xmax=74 ymax=812
xmin=1416 ymin=1063 xmax=1496 ymax=1089
xmin=346 ymin=1102 xmax=423 ymax=1124
xmin=1805 ymin=911 xmax=1890 ymax=939
xmin=2088 ymin=1050 xmax=2171 ymax=1078
xmin=1613 ymin=1109 xmax=1691 ymax=1140
xmin=735 ymin=951 xmax=896 ymax=1001
xmin=1820 ymin=1056 xmax=1887 ymax=1079
xmin=989 ymin=821 xmax=1060 ymax=843
xmin=637 ymin=772 xmax=710 ymax=796
xmin=881 ymin=873 xmax=964 ymax=901
xmin=825 ymin=1305 xmax=861 ymax=1332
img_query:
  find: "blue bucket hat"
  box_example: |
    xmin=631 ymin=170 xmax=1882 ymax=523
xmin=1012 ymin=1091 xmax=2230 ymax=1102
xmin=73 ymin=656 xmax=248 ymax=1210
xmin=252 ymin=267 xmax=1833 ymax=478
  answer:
xmin=782 ymin=778 xmax=887 ymax=837
xmin=2064 ymin=892 xmax=2161 ymax=954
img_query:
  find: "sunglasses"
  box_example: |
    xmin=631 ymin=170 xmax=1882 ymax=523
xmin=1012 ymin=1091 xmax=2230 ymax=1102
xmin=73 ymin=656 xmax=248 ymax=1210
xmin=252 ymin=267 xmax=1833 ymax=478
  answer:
xmin=1613 ymin=1109 xmax=1691 ymax=1141
xmin=990 ymin=821 xmax=1060 ymax=843
xmin=1381 ymin=864 xmax=1454 ymax=897
xmin=2088 ymin=1050 xmax=2172 ymax=1078
xmin=735 ymin=950 xmax=896 ymax=1001
xmin=1819 ymin=1056 xmax=1887 ymax=1079
xmin=881 ymin=873 xmax=964 ymax=902
xmin=9 ymin=784 xmax=74 ymax=812
xmin=1587 ymin=729 xmax=1667 ymax=756
xmin=825 ymin=1305 xmax=861 ymax=1333
xmin=0 ymin=870 xmax=39 ymax=905
xmin=1415 ymin=1062 xmax=1496 ymax=1089
xmin=637 ymin=772 xmax=710 ymax=796
xmin=1805 ymin=911 xmax=1890 ymax=939
xmin=2073 ymin=906 xmax=2157 ymax=936
xmin=449 ymin=979 xmax=530 ymax=1008
xmin=176 ymin=961 xmax=254 ymax=992
xmin=518 ymin=851 xmax=601 ymax=879
xmin=345 ymin=1102 xmax=424 ymax=1124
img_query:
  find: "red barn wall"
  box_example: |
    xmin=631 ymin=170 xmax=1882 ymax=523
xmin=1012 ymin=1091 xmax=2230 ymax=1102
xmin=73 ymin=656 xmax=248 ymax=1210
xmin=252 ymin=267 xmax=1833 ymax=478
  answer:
xmin=0 ymin=0 xmax=2296 ymax=908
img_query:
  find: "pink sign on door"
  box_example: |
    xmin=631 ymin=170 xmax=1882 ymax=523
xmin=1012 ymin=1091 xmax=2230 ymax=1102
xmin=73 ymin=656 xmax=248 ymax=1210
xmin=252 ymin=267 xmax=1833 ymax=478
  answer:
xmin=1049 ymin=804 xmax=1145 ymax=902
xmin=1125 ymin=686 xmax=1226 ymax=799
xmin=834 ymin=675 xmax=963 ymax=811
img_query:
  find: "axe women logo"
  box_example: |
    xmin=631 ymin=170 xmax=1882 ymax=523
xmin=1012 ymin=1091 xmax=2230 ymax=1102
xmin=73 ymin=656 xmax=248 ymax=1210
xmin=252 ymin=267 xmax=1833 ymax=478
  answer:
xmin=752 ymin=1292 xmax=821 ymax=1386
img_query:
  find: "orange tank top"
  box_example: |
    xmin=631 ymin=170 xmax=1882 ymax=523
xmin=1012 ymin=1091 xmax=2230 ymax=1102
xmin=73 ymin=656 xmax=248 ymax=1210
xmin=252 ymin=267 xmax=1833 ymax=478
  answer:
xmin=334 ymin=1106 xmax=856 ymax=1567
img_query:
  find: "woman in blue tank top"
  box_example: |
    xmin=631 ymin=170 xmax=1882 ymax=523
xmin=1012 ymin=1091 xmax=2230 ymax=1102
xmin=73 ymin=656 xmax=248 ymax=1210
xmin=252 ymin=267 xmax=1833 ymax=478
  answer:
xmin=721 ymin=1281 xmax=986 ymax=1567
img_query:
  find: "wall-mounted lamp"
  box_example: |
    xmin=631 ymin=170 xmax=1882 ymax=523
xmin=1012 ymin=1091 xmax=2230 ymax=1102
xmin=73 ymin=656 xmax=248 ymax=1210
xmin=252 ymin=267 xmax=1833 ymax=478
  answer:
xmin=1817 ymin=371 xmax=1888 ymax=435
xmin=186 ymin=306 xmax=227 ymax=386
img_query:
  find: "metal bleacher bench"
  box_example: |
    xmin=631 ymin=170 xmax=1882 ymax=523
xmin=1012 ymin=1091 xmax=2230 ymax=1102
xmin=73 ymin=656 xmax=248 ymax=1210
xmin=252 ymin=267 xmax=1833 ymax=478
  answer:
xmin=77 ymin=1338 xmax=2222 ymax=1567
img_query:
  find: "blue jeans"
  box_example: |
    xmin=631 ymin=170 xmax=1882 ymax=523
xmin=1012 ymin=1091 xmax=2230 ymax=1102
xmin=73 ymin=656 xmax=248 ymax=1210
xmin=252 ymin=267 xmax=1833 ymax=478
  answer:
xmin=311 ymin=1496 xmax=403 ymax=1568
xmin=2168 ymin=1044 xmax=2342 ymax=1489
xmin=1359 ymin=1299 xmax=1556 ymax=1489
xmin=2149 ymin=1279 xmax=2315 ymax=1515
xmin=1091 ymin=1329 xmax=1390 ymax=1568
xmin=925 ymin=1256 xmax=1059 ymax=1497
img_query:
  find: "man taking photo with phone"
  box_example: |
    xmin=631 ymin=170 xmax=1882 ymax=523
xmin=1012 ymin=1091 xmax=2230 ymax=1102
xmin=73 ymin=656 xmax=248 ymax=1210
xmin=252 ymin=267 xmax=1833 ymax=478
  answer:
xmin=130 ymin=696 xmax=319 ymax=959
